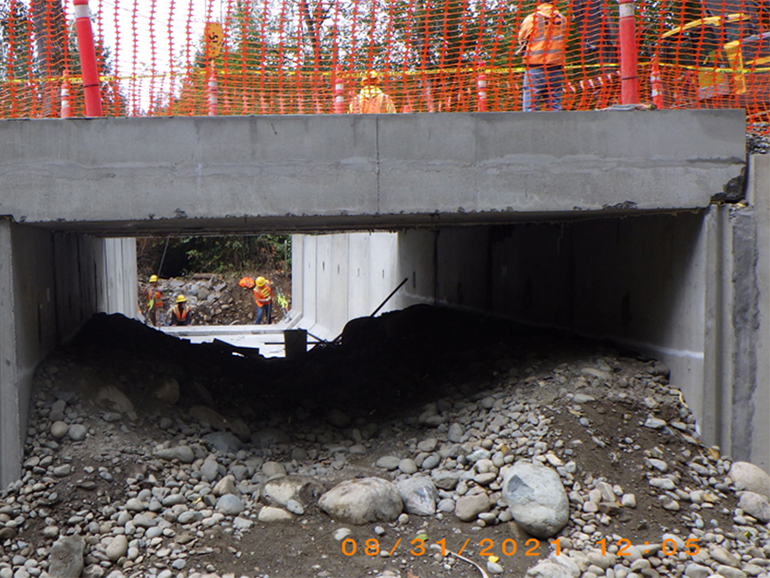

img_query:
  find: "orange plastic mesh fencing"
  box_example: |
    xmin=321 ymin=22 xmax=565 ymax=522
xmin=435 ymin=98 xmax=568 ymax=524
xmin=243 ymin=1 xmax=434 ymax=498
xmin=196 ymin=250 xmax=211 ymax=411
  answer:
xmin=0 ymin=0 xmax=768 ymax=127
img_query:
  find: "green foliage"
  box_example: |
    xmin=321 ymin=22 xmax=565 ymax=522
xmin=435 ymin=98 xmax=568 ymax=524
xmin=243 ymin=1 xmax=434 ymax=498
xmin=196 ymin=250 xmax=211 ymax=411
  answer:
xmin=138 ymin=235 xmax=291 ymax=277
xmin=181 ymin=235 xmax=291 ymax=274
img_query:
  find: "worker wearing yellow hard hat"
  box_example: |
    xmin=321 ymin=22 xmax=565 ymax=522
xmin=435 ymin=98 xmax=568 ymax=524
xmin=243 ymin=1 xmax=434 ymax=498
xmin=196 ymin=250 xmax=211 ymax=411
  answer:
xmin=170 ymin=294 xmax=192 ymax=326
xmin=240 ymin=275 xmax=274 ymax=324
xmin=145 ymin=275 xmax=164 ymax=327
xmin=348 ymin=70 xmax=396 ymax=114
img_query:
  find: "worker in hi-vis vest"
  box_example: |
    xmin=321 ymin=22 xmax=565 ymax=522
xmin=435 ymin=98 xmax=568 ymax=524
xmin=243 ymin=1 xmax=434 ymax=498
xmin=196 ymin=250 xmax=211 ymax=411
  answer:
xmin=170 ymin=294 xmax=192 ymax=326
xmin=239 ymin=276 xmax=274 ymax=324
xmin=145 ymin=275 xmax=164 ymax=327
xmin=518 ymin=0 xmax=567 ymax=111
xmin=348 ymin=71 xmax=397 ymax=114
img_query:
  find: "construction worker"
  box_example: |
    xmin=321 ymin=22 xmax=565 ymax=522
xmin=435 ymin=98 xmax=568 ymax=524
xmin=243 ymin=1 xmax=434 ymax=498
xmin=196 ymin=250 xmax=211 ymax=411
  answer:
xmin=348 ymin=71 xmax=397 ymax=114
xmin=169 ymin=295 xmax=192 ymax=326
xmin=239 ymin=276 xmax=274 ymax=324
xmin=145 ymin=275 xmax=164 ymax=327
xmin=518 ymin=0 xmax=568 ymax=111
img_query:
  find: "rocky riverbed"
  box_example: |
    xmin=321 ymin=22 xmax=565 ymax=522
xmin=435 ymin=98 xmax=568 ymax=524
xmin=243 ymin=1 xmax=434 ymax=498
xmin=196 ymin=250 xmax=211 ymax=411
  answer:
xmin=1 ymin=305 xmax=770 ymax=578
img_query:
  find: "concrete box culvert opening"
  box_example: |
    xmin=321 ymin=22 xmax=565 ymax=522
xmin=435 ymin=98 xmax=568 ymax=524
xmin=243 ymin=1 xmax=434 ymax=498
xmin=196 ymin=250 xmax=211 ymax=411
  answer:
xmin=3 ymin=209 xmax=770 ymax=577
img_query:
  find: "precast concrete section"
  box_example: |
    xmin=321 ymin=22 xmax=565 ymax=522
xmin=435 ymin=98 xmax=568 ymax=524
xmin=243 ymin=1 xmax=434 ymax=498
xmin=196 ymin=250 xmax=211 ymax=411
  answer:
xmin=0 ymin=110 xmax=745 ymax=235
xmin=0 ymin=109 xmax=754 ymax=487
xmin=0 ymin=221 xmax=136 ymax=487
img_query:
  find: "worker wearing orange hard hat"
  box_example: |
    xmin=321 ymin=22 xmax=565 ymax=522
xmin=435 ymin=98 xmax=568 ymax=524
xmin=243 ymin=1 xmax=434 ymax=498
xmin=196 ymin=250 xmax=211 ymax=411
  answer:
xmin=240 ymin=275 xmax=273 ymax=324
xmin=348 ymin=71 xmax=397 ymax=114
xmin=170 ymin=294 xmax=192 ymax=326
xmin=145 ymin=275 xmax=165 ymax=327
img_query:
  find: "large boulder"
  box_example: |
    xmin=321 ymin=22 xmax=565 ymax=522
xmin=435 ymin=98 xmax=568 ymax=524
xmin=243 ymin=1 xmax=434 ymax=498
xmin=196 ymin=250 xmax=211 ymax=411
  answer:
xmin=738 ymin=491 xmax=770 ymax=523
xmin=502 ymin=461 xmax=569 ymax=538
xmin=729 ymin=462 xmax=770 ymax=499
xmin=319 ymin=477 xmax=403 ymax=525
xmin=48 ymin=536 xmax=85 ymax=578
xmin=396 ymin=476 xmax=438 ymax=516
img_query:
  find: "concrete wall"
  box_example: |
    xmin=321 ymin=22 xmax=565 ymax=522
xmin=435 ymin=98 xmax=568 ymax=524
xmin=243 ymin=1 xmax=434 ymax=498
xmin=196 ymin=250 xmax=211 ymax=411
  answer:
xmin=740 ymin=154 xmax=770 ymax=470
xmin=0 ymin=221 xmax=136 ymax=488
xmin=295 ymin=179 xmax=770 ymax=470
xmin=292 ymin=233 xmax=402 ymax=340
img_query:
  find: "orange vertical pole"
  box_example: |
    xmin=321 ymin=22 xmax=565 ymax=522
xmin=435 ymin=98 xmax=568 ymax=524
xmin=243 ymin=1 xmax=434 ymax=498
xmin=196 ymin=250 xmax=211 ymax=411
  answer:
xmin=73 ymin=0 xmax=103 ymax=117
xmin=477 ymin=63 xmax=488 ymax=112
xmin=617 ymin=0 xmax=639 ymax=104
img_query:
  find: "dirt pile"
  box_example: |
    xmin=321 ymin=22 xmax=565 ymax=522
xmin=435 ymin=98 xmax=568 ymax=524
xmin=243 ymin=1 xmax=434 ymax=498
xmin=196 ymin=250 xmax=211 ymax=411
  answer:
xmin=1 ymin=306 xmax=768 ymax=578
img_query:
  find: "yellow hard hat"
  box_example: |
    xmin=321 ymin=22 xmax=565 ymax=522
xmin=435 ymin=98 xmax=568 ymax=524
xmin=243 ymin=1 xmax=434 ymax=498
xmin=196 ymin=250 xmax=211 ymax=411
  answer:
xmin=176 ymin=295 xmax=187 ymax=303
xmin=361 ymin=71 xmax=381 ymax=86
xmin=149 ymin=275 xmax=158 ymax=283
xmin=256 ymin=276 xmax=266 ymax=287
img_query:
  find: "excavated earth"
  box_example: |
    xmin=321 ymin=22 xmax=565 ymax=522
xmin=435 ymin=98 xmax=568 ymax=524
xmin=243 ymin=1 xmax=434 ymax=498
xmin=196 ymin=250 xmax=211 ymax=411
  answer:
xmin=1 ymin=305 xmax=769 ymax=578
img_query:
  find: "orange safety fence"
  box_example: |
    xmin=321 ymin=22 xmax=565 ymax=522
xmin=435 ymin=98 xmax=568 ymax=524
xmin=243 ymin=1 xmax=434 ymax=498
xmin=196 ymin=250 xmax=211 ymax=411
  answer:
xmin=0 ymin=0 xmax=769 ymax=130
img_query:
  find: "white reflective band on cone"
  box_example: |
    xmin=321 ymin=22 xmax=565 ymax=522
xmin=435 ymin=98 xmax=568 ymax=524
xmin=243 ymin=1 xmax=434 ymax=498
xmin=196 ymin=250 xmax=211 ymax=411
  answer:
xmin=74 ymin=4 xmax=90 ymax=19
xmin=619 ymin=3 xmax=634 ymax=18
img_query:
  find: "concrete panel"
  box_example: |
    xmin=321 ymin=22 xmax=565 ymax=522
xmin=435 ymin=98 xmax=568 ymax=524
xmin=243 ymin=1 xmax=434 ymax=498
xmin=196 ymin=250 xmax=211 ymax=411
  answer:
xmin=0 ymin=223 xmax=57 ymax=488
xmin=0 ymin=226 xmax=138 ymax=487
xmin=292 ymin=232 xmax=403 ymax=340
xmin=99 ymin=238 xmax=139 ymax=317
xmin=0 ymin=219 xmax=20 ymax=489
xmin=747 ymin=155 xmax=770 ymax=471
xmin=0 ymin=111 xmax=744 ymax=235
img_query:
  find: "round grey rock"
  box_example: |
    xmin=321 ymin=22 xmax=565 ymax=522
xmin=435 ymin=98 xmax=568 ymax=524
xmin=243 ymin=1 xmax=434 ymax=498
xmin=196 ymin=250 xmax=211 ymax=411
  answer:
xmin=502 ymin=461 xmax=569 ymax=538
xmin=319 ymin=477 xmax=403 ymax=525
xmin=216 ymin=494 xmax=245 ymax=516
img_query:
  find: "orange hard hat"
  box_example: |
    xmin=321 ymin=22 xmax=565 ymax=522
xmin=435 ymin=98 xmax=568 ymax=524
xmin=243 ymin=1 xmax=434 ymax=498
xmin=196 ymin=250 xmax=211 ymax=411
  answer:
xmin=239 ymin=277 xmax=255 ymax=289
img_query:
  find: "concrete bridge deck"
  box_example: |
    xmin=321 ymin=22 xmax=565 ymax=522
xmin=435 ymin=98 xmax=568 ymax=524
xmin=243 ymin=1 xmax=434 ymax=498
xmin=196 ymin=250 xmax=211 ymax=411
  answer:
xmin=3 ymin=108 xmax=767 ymax=489
xmin=0 ymin=110 xmax=745 ymax=235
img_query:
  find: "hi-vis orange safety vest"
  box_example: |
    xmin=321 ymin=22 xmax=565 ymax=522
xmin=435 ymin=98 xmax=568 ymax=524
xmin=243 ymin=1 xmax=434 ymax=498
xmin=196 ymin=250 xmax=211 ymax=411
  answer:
xmin=253 ymin=281 xmax=273 ymax=307
xmin=349 ymin=87 xmax=397 ymax=114
xmin=519 ymin=3 xmax=566 ymax=67
xmin=172 ymin=303 xmax=190 ymax=322
xmin=146 ymin=287 xmax=163 ymax=309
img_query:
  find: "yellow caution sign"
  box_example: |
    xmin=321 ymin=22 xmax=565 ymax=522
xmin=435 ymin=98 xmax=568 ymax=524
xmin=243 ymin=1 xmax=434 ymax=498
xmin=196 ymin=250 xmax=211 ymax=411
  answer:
xmin=204 ymin=22 xmax=223 ymax=59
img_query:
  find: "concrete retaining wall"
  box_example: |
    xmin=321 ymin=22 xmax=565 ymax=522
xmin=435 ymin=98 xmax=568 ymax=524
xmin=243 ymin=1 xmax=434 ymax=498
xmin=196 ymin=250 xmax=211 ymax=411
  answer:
xmin=0 ymin=221 xmax=136 ymax=488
